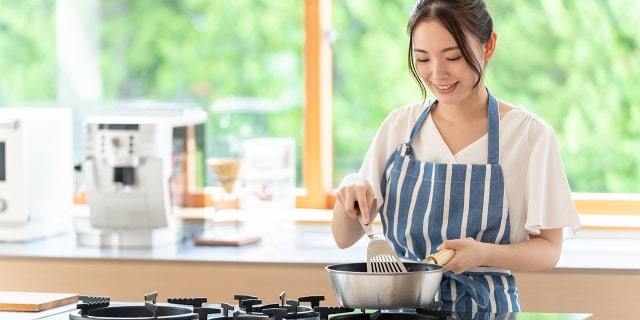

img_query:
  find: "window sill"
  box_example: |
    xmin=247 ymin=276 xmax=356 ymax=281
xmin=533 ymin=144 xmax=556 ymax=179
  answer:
xmin=72 ymin=192 xmax=640 ymax=231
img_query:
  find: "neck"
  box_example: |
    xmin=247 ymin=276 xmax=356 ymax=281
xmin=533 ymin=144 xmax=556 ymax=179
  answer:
xmin=433 ymin=88 xmax=489 ymax=121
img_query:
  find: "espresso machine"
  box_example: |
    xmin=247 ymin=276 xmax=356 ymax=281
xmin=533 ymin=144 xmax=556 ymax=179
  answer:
xmin=0 ymin=107 xmax=73 ymax=242
xmin=77 ymin=102 xmax=207 ymax=248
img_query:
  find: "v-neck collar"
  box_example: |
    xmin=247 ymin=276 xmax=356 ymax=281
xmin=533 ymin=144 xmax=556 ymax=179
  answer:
xmin=426 ymin=114 xmax=488 ymax=161
xmin=407 ymin=89 xmax=501 ymax=164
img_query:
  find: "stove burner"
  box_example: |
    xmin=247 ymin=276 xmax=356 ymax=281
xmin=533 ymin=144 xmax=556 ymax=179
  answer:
xmin=85 ymin=305 xmax=197 ymax=319
xmin=76 ymin=296 xmax=110 ymax=316
xmin=69 ymin=292 xmax=216 ymax=320
xmin=222 ymin=292 xmax=322 ymax=319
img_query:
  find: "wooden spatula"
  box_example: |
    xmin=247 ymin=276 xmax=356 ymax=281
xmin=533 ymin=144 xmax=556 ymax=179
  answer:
xmin=422 ymin=248 xmax=456 ymax=265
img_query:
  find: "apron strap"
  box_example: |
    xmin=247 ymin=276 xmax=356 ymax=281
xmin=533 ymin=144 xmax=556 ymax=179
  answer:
xmin=487 ymin=90 xmax=500 ymax=164
xmin=407 ymin=88 xmax=501 ymax=164
xmin=407 ymin=100 xmax=437 ymax=146
xmin=444 ymin=271 xmax=490 ymax=309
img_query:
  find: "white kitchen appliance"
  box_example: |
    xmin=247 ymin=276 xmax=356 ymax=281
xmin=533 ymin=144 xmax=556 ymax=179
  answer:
xmin=0 ymin=108 xmax=73 ymax=242
xmin=77 ymin=102 xmax=207 ymax=248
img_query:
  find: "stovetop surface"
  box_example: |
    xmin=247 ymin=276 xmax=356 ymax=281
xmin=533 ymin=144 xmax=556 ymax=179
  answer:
xmin=34 ymin=308 xmax=592 ymax=320
xmin=28 ymin=305 xmax=592 ymax=320
xmin=25 ymin=291 xmax=591 ymax=320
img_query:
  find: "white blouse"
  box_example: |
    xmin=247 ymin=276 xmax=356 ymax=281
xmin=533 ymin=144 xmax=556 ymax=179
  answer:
xmin=358 ymin=101 xmax=582 ymax=243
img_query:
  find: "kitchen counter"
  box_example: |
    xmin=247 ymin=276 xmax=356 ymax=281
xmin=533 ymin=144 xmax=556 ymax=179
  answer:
xmin=0 ymin=208 xmax=638 ymax=269
xmin=0 ymin=213 xmax=370 ymax=265
xmin=0 ymin=208 xmax=638 ymax=320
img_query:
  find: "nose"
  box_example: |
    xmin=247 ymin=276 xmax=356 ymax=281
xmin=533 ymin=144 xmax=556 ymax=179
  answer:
xmin=432 ymin=60 xmax=448 ymax=79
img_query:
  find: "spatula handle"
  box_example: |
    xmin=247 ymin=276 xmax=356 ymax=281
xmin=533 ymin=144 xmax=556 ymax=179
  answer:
xmin=355 ymin=202 xmax=375 ymax=238
xmin=423 ymin=248 xmax=455 ymax=265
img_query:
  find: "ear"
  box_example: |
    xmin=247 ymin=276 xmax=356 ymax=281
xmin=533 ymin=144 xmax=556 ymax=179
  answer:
xmin=483 ymin=31 xmax=498 ymax=61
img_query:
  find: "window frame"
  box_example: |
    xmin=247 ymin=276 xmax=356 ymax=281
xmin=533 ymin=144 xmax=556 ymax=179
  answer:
xmin=296 ymin=0 xmax=334 ymax=209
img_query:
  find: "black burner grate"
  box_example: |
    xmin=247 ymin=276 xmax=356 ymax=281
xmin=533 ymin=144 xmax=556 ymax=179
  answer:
xmin=69 ymin=291 xmax=455 ymax=320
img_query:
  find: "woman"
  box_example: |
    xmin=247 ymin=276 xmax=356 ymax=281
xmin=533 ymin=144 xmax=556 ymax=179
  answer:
xmin=332 ymin=0 xmax=582 ymax=315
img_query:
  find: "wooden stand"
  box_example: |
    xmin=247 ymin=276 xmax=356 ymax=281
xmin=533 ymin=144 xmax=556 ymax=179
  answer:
xmin=194 ymin=232 xmax=261 ymax=246
xmin=194 ymin=215 xmax=261 ymax=247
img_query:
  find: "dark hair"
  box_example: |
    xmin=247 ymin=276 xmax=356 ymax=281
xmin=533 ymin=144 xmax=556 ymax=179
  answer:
xmin=407 ymin=0 xmax=494 ymax=100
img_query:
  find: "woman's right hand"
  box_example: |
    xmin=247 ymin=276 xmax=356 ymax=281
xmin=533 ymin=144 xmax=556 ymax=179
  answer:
xmin=334 ymin=173 xmax=376 ymax=224
xmin=332 ymin=174 xmax=377 ymax=248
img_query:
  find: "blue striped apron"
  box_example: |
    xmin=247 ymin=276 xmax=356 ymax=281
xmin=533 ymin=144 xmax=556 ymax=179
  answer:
xmin=379 ymin=90 xmax=520 ymax=314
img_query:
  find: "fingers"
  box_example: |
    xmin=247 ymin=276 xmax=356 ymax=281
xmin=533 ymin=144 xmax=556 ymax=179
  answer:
xmin=336 ymin=189 xmax=356 ymax=217
xmin=437 ymin=237 xmax=474 ymax=250
xmin=336 ymin=174 xmax=375 ymax=224
xmin=442 ymin=257 xmax=466 ymax=274
xmin=340 ymin=187 xmax=370 ymax=222
xmin=437 ymin=238 xmax=480 ymax=274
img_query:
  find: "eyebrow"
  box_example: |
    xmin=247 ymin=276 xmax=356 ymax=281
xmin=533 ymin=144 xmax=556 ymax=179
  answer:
xmin=413 ymin=46 xmax=459 ymax=54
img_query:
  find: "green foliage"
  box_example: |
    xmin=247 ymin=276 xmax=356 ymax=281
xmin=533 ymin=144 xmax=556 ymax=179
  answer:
xmin=0 ymin=0 xmax=56 ymax=103
xmin=333 ymin=0 xmax=640 ymax=193
xmin=331 ymin=0 xmax=417 ymax=182
xmin=486 ymin=0 xmax=640 ymax=192
xmin=99 ymin=0 xmax=303 ymax=105
xmin=0 ymin=0 xmax=638 ymax=193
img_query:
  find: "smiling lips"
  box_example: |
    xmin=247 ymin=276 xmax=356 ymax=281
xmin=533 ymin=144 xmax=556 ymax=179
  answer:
xmin=434 ymin=81 xmax=458 ymax=92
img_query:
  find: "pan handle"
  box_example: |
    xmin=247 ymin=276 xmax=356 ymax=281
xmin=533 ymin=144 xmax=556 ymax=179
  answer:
xmin=422 ymin=248 xmax=455 ymax=265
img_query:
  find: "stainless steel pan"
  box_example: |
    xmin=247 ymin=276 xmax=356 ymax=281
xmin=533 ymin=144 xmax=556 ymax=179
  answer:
xmin=326 ymin=249 xmax=455 ymax=310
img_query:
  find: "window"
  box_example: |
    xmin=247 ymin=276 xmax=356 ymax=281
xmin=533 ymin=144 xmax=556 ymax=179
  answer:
xmin=1 ymin=1 xmax=638 ymax=227
xmin=2 ymin=0 xmax=307 ymax=205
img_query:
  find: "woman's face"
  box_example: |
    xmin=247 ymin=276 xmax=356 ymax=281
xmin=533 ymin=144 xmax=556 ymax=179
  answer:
xmin=412 ymin=20 xmax=488 ymax=106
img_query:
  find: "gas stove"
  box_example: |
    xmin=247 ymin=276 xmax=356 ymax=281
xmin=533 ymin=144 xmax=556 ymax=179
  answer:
xmin=35 ymin=291 xmax=590 ymax=320
xmin=63 ymin=291 xmax=453 ymax=320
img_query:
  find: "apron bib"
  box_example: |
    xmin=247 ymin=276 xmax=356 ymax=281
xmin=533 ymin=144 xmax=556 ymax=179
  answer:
xmin=379 ymin=90 xmax=520 ymax=314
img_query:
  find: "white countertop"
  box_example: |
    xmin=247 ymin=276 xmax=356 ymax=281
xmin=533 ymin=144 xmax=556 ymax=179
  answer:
xmin=0 ymin=207 xmax=638 ymax=272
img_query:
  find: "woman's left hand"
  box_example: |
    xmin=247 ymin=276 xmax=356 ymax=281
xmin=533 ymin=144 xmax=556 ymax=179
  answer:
xmin=437 ymin=237 xmax=487 ymax=274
